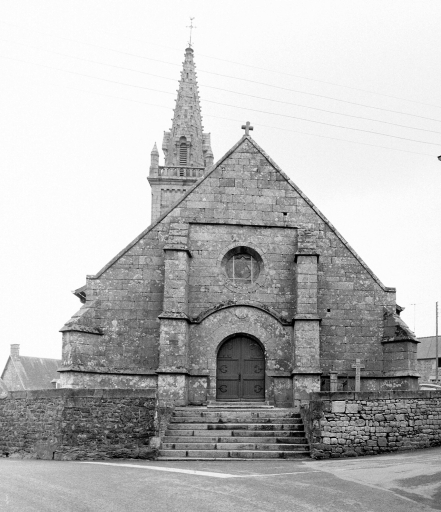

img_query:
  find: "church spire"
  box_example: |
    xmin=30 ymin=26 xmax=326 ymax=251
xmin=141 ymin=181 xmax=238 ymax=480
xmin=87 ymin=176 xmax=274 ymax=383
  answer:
xmin=147 ymin=46 xmax=213 ymax=223
xmin=163 ymin=46 xmax=209 ymax=167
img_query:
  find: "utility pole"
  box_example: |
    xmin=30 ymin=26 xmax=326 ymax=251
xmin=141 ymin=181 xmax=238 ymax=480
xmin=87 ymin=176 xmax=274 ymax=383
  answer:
xmin=435 ymin=301 xmax=439 ymax=383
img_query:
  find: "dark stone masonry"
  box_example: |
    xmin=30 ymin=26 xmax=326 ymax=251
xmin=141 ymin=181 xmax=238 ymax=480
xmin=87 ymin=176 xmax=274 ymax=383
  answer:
xmin=302 ymin=391 xmax=441 ymax=459
xmin=2 ymin=47 xmax=432 ymax=462
xmin=0 ymin=389 xmax=156 ymax=460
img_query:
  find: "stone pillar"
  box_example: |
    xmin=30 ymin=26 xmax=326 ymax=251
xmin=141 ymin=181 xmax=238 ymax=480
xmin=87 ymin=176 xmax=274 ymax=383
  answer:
xmin=329 ymin=371 xmax=339 ymax=392
xmin=292 ymin=251 xmax=322 ymax=406
xmin=157 ymin=222 xmax=191 ymax=406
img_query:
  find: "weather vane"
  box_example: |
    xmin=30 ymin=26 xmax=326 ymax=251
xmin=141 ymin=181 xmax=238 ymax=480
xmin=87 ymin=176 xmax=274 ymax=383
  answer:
xmin=187 ymin=17 xmax=196 ymax=47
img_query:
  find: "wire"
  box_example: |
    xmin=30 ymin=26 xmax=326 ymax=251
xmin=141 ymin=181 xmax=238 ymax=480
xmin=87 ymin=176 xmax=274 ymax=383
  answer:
xmin=3 ymin=73 xmax=434 ymax=158
xmin=108 ymin=30 xmax=441 ymax=111
xmin=1 ymin=37 xmax=440 ymax=135
xmin=2 ymin=53 xmax=439 ymax=147
xmin=3 ymin=19 xmax=441 ymax=111
xmin=203 ymin=98 xmax=440 ymax=146
xmin=200 ymin=70 xmax=441 ymax=125
xmin=0 ymin=54 xmax=175 ymax=97
xmin=1 ymin=21 xmax=441 ymax=124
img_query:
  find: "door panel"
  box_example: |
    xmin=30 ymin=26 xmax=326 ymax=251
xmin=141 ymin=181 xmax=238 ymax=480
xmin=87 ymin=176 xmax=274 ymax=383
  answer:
xmin=217 ymin=336 xmax=265 ymax=401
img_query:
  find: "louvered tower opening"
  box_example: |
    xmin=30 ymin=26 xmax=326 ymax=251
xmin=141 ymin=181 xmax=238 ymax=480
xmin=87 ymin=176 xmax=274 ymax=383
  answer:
xmin=179 ymin=137 xmax=188 ymax=166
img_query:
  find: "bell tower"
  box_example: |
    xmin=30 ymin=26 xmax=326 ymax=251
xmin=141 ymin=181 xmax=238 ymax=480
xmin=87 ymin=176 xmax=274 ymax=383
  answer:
xmin=148 ymin=46 xmax=214 ymax=222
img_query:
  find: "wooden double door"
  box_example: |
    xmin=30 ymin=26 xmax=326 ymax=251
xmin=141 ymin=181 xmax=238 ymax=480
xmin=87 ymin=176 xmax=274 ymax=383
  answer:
xmin=216 ymin=335 xmax=265 ymax=401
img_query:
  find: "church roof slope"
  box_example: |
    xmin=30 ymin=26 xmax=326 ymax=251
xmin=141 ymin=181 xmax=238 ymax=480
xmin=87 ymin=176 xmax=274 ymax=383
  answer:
xmin=89 ymin=134 xmax=394 ymax=292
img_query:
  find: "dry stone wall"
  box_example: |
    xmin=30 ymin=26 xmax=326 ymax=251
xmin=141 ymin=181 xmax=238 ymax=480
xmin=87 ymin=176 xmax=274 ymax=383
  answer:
xmin=0 ymin=389 xmax=156 ymax=460
xmin=303 ymin=391 xmax=441 ymax=459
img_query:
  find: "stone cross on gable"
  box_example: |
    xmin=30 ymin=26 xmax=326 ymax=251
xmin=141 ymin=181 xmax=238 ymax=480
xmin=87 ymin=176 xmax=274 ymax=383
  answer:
xmin=351 ymin=359 xmax=365 ymax=392
xmin=241 ymin=121 xmax=253 ymax=136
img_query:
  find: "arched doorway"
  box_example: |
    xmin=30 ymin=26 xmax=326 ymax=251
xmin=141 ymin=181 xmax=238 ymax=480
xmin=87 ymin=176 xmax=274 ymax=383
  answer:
xmin=216 ymin=335 xmax=265 ymax=401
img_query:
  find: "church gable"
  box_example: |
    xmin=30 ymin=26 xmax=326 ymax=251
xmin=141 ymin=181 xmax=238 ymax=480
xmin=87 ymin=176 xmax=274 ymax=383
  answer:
xmin=58 ymin=44 xmax=419 ymax=400
xmin=58 ymin=131 xmax=415 ymax=395
xmin=62 ymin=135 xmax=395 ymax=367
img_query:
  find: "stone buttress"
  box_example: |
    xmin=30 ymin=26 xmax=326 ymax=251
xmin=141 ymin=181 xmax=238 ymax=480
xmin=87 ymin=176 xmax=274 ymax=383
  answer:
xmin=157 ymin=221 xmax=191 ymax=405
xmin=292 ymin=228 xmax=322 ymax=405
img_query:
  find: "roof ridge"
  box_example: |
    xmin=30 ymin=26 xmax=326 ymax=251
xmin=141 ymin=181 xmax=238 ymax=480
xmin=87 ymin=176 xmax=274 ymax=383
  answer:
xmin=18 ymin=355 xmax=61 ymax=361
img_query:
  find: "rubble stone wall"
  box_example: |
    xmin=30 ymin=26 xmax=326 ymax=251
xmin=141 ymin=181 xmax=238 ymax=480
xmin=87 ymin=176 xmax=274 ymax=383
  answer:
xmin=0 ymin=388 xmax=156 ymax=460
xmin=304 ymin=391 xmax=441 ymax=459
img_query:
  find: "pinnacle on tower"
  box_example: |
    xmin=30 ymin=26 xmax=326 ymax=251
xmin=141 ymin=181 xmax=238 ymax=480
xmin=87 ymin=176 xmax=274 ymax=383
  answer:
xmin=149 ymin=143 xmax=159 ymax=176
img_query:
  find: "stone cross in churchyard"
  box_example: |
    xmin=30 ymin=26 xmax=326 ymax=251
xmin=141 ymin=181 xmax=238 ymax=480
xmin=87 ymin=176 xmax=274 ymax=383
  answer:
xmin=329 ymin=371 xmax=339 ymax=392
xmin=351 ymin=359 xmax=365 ymax=392
xmin=241 ymin=121 xmax=254 ymax=136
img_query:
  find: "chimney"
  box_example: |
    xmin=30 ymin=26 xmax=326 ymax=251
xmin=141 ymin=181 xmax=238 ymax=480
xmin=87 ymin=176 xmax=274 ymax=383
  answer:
xmin=10 ymin=344 xmax=20 ymax=360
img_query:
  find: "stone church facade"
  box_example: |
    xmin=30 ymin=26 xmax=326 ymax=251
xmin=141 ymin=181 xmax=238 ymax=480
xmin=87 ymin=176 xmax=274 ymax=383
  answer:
xmin=59 ymin=47 xmax=419 ymax=406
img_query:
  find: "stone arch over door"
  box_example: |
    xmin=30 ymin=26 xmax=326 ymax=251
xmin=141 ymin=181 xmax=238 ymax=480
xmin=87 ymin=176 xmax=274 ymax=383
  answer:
xmin=216 ymin=334 xmax=265 ymax=401
xmin=188 ymin=305 xmax=293 ymax=404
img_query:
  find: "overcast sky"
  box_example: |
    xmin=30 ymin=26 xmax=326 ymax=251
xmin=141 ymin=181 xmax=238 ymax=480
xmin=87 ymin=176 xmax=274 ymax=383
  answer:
xmin=0 ymin=1 xmax=440 ymax=368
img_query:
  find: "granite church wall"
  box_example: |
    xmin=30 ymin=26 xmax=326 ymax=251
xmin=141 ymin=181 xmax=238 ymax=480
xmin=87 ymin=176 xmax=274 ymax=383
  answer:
xmin=166 ymin=140 xmax=400 ymax=384
xmin=0 ymin=388 xmax=156 ymax=460
xmin=188 ymin=224 xmax=297 ymax=320
xmin=302 ymin=391 xmax=441 ymax=459
xmin=61 ymin=220 xmax=170 ymax=378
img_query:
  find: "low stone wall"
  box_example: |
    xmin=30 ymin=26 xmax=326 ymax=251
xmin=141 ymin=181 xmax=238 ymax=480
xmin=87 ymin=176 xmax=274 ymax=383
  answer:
xmin=0 ymin=388 xmax=156 ymax=460
xmin=302 ymin=391 xmax=441 ymax=459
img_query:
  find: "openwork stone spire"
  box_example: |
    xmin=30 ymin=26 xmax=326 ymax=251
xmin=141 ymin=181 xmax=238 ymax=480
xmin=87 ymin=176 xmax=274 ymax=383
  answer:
xmin=162 ymin=47 xmax=210 ymax=167
xmin=148 ymin=47 xmax=213 ymax=223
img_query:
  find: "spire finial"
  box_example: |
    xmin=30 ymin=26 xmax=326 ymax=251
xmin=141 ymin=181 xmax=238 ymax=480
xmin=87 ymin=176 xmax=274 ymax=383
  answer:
xmin=187 ymin=17 xmax=196 ymax=47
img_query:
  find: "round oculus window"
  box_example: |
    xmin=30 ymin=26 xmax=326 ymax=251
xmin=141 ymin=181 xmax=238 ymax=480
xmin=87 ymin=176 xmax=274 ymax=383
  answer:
xmin=224 ymin=247 xmax=262 ymax=284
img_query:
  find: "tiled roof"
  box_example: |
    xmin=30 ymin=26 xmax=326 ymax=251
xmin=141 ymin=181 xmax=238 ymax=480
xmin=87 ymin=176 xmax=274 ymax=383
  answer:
xmin=0 ymin=378 xmax=8 ymax=394
xmin=1 ymin=356 xmax=61 ymax=390
xmin=417 ymin=336 xmax=441 ymax=359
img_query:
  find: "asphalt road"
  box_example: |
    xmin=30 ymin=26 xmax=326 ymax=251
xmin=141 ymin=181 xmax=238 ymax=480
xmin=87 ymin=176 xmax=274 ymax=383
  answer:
xmin=0 ymin=448 xmax=440 ymax=511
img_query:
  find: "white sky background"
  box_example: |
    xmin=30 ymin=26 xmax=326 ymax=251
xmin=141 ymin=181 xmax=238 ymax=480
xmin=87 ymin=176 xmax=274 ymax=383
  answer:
xmin=0 ymin=1 xmax=440 ymax=367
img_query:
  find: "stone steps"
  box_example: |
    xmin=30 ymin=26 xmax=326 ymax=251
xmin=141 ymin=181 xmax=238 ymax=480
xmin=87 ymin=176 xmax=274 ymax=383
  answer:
xmin=164 ymin=435 xmax=308 ymax=443
xmin=166 ymin=423 xmax=303 ymax=431
xmin=162 ymin=442 xmax=308 ymax=451
xmin=165 ymin=429 xmax=305 ymax=437
xmin=205 ymin=402 xmax=274 ymax=409
xmin=173 ymin=410 xmax=296 ymax=419
xmin=169 ymin=417 xmax=302 ymax=424
xmin=158 ymin=450 xmax=310 ymax=460
xmin=158 ymin=405 xmax=310 ymax=460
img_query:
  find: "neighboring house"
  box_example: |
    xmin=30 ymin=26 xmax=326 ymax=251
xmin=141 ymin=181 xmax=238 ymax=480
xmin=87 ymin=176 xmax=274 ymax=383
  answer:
xmin=1 ymin=344 xmax=61 ymax=391
xmin=0 ymin=377 xmax=8 ymax=396
xmin=417 ymin=336 xmax=441 ymax=382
